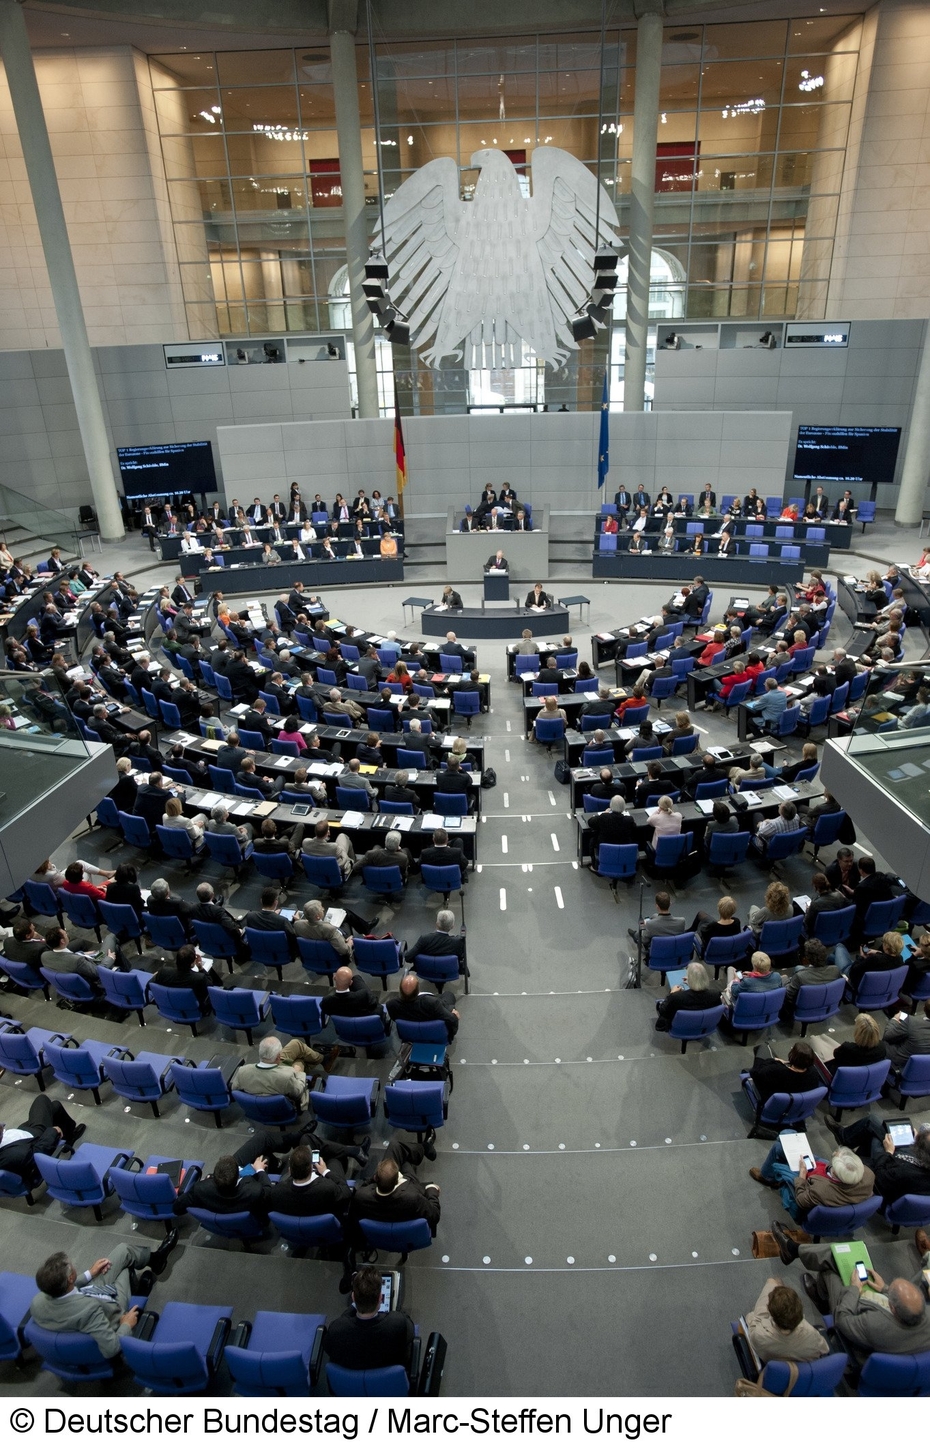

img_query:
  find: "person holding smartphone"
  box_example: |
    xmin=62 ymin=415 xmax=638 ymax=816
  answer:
xmin=752 ymin=1144 xmax=875 ymax=1234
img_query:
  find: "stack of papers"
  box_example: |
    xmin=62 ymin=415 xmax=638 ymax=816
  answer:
xmin=340 ymin=810 xmax=366 ymax=828
xmin=773 ymin=784 xmax=798 ymax=800
xmin=421 ymin=812 xmax=444 ymax=829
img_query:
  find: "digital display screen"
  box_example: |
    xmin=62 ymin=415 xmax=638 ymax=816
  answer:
xmin=793 ymin=425 xmax=901 ymax=483
xmin=116 ymin=440 xmax=218 ymax=499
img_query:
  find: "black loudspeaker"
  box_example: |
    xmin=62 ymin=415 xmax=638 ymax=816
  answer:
xmin=79 ymin=505 xmax=97 ymax=528
xmin=418 ymin=1332 xmax=448 ymax=1396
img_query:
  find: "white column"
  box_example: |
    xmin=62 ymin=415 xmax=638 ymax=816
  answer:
xmin=0 ymin=0 xmax=124 ymax=540
xmin=624 ymin=2 xmax=664 ymax=413
xmin=896 ymin=320 xmax=930 ymax=527
xmin=329 ymin=25 xmax=380 ymax=419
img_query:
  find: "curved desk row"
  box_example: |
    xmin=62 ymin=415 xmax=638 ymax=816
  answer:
xmin=593 ymin=553 xmax=810 ymax=587
xmin=595 ymin=515 xmax=852 ymax=549
xmin=185 ymin=558 xmax=404 ymax=592
xmin=420 ymin=604 xmax=569 ymax=641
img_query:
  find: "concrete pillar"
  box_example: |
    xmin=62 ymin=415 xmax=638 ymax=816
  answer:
xmin=624 ymin=2 xmax=664 ymax=412
xmin=329 ymin=18 xmax=380 ymax=419
xmin=895 ymin=319 xmax=930 ymax=527
xmin=0 ymin=0 xmax=124 ymax=541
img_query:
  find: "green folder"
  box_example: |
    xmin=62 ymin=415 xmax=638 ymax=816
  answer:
xmin=831 ymin=1240 xmax=873 ymax=1286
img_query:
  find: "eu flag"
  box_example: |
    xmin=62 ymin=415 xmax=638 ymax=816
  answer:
xmin=597 ymin=370 xmax=610 ymax=489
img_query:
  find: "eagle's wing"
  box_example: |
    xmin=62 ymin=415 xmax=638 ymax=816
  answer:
xmin=530 ymin=147 xmax=622 ymax=354
xmin=381 ymin=157 xmax=465 ymax=356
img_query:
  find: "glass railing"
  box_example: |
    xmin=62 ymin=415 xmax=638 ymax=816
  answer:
xmin=0 ymin=481 xmax=82 ymax=557
xmin=851 ymin=662 xmax=930 ymax=738
xmin=0 ymin=669 xmax=92 ymax=830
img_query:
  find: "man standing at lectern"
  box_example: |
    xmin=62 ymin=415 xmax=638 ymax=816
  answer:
xmin=485 ymin=549 xmax=508 ymax=571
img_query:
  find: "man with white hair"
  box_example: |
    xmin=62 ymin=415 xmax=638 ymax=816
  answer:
xmin=231 ymin=1033 xmax=328 ymax=1111
xmin=294 ymin=899 xmax=353 ymax=962
xmin=328 ymin=687 xmax=364 ymax=724
xmin=209 ymin=802 xmax=253 ymax=844
xmin=588 ymin=794 xmax=637 ymax=867
xmin=404 ymin=908 xmax=468 ymax=978
xmin=787 ymin=1245 xmax=930 ymax=1367
xmin=357 ymin=829 xmax=412 ymax=883
xmin=754 ymin=1144 xmax=875 ymax=1228
xmin=442 ymin=631 xmax=475 ymax=665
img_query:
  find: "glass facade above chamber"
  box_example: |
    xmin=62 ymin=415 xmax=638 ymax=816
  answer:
xmin=150 ymin=13 xmax=862 ymax=347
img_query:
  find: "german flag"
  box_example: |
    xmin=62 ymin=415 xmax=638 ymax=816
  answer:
xmin=394 ymin=399 xmax=407 ymax=507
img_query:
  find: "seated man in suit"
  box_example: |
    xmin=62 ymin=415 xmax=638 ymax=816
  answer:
xmin=630 ymin=891 xmax=687 ymax=950
xmin=350 ymin=1136 xmax=441 ymax=1242
xmin=788 ymin=1246 xmax=930 ymax=1368
xmin=243 ymin=887 xmax=298 ymax=956
xmin=386 ymin=970 xmax=459 ymax=1041
xmin=39 ymin=926 xmax=124 ymax=993
xmin=232 ymin=1032 xmax=323 ymax=1111
xmin=304 ymin=820 xmax=356 ymax=880
xmin=404 ymin=908 xmax=468 ymax=980
xmin=419 ymin=827 xmax=469 ymax=882
xmin=293 ymin=898 xmax=353 ymax=963
xmin=383 ymin=769 xmax=419 ymax=809
xmin=588 ymin=795 xmax=638 ymax=867
xmin=236 ymin=757 xmax=285 ymax=799
xmin=357 ymin=831 xmax=413 ymax=884
xmin=30 ymin=1235 xmax=178 ymax=1358
xmin=267 ymin=1141 xmax=352 ymax=1221
xmin=524 ymin=583 xmax=551 ymax=609
xmin=321 ymin=966 xmax=384 ymax=1024
xmin=741 ymin=1279 xmax=829 ymax=1365
xmin=241 ymin=699 xmax=275 ymax=741
xmin=485 ymin=549 xmax=508 ymax=571
xmin=440 ymin=585 xmax=463 ymax=609
xmin=174 ymin=1152 xmax=271 ymax=1220
xmin=324 ymin=1264 xmax=415 ymax=1372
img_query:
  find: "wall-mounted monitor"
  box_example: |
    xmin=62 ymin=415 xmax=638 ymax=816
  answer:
xmin=163 ymin=343 xmax=224 ymax=369
xmin=793 ymin=424 xmax=902 ymax=484
xmin=116 ymin=441 xmax=218 ymax=499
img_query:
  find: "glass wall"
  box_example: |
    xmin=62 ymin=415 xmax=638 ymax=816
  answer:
xmin=150 ymin=13 xmax=861 ymax=349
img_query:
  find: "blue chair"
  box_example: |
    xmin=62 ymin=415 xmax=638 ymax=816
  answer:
xmin=668 ymin=1004 xmax=726 ymax=1055
xmin=0 ymin=1025 xmax=68 ymax=1088
xmin=861 ymin=894 xmax=908 ymax=939
xmin=316 ymin=668 xmax=338 ymax=688
xmin=598 ymin=534 xmax=618 ymax=554
xmin=646 ymin=932 xmax=697 ymax=985
xmin=773 ymin=705 xmax=801 ymax=739
xmin=706 ymin=831 xmax=751 ymax=878
xmin=204 ymin=830 xmax=254 ymax=876
xmin=121 ymin=1300 xmax=233 ymax=1392
xmin=98 ymin=898 xmax=144 ymax=952
xmin=385 ymin=1081 xmax=447 ymax=1138
xmin=402 ymin=716 xmax=432 ymax=734
xmin=258 ymin=689 xmax=279 ymax=710
xmin=395 ymin=1018 xmax=450 ymax=1047
xmin=208 ymin=765 xmax=238 ymax=793
xmin=231 ymin=1090 xmax=298 ymax=1128
xmin=582 ymin=746 xmax=615 ymax=767
xmin=357 ymin=1215 xmax=432 ymax=1265
xmin=362 ymin=865 xmax=406 ymax=900
xmin=159 ymin=700 xmax=183 ymax=730
xmin=238 ymin=729 xmax=266 ymax=751
xmin=199 ymin=662 xmax=217 ymax=688
xmin=451 ymin=690 xmax=481 ymax=725
xmin=22 ymin=879 xmax=63 ymax=922
xmin=296 ymin=693 xmax=318 ymax=722
xmin=597 ymin=844 xmax=638 ymax=893
xmin=534 ymin=715 xmax=566 ymax=751
xmin=730 ymin=1327 xmax=846 ymax=1396
xmin=695 ymin=778 xmax=729 ymax=801
xmin=244 ymin=927 xmax=294 ymax=981
xmin=793 ymin=977 xmax=846 ymax=1036
xmin=140 ymin=686 xmax=158 ymax=717
xmin=846 ymin=964 xmax=908 ymax=1013
xmin=812 ymin=904 xmax=855 ymax=948
xmin=827 ymin=1060 xmax=892 ymax=1119
xmin=631 ymin=744 xmax=662 ymax=763
xmin=888 ymin=1053 xmax=930 ymax=1108
xmin=645 ymin=831 xmax=693 ymax=877
xmin=142 ymin=911 xmax=188 ymax=950
xmin=323 ymin=711 xmax=354 ymax=729
xmin=45 ymin=1037 xmax=125 ymax=1104
xmin=883 ymin=1193 xmax=930 ymax=1235
xmin=353 ymin=935 xmax=405 ymax=986
xmin=94 ymin=796 xmax=122 ymax=831
xmin=670 ymin=733 xmax=699 ymax=756
xmin=39 ymin=968 xmax=98 ymax=1009
xmin=367 ymin=707 xmax=395 ymax=732
xmin=102 ymin=1050 xmax=183 ymax=1118
xmin=756 ymin=915 xmax=805 ymax=960
xmin=253 ymin=851 xmax=295 ymax=887
xmin=0 ymin=1272 xmax=42 ymax=1364
xmin=763 ymin=826 xmax=809 ymax=866
xmin=414 ymin=952 xmax=467 ymax=993
xmin=421 ymin=863 xmax=463 ymax=903
xmin=790 ymin=647 xmax=815 ymax=674
xmin=297 ymin=936 xmax=344 ymax=981
xmin=728 ymin=987 xmax=788 ymax=1044
xmin=191 ymin=919 xmax=240 ymax=973
xmin=1 ymin=955 xmax=51 ymax=1000
xmin=271 ymin=739 xmax=299 ymax=757
xmin=702 ymin=929 xmax=755 ymax=980
xmin=269 ymin=992 xmax=325 ymax=1042
xmin=59 ymin=889 xmax=101 ymax=941
xmin=804 ymin=1196 xmax=882 ymax=1241
xmin=24 ymin=1320 xmax=130 ymax=1383
xmin=514 ymin=654 xmax=538 ymax=676
xmin=172 ymin=1062 xmax=239 ymax=1127
xmin=326 ymin=1359 xmax=415 ymax=1396
xmin=855 ymin=500 xmax=876 ymax=530
xmin=301 ymin=853 xmax=344 ymax=893
xmin=163 ymin=763 xmax=194 ymax=786
xmin=740 ymin=1073 xmax=828 ymax=1136
xmin=336 ymin=786 xmax=372 ymax=812
xmin=34 ymin=1141 xmax=135 ymax=1221
xmin=207 ymin=986 xmax=269 ymax=1046
xmin=332 ymin=1012 xmax=392 ymax=1053
xmin=148 ymin=983 xmax=209 ymax=1036
xmin=309 ymin=1076 xmax=379 ymax=1133
xmin=858 ymin=1348 xmax=930 ymax=1395
xmin=110 ymin=1157 xmax=203 ymax=1228
xmin=581 ymin=714 xmax=612 ymax=732
xmin=225 ymin=1310 xmax=326 ymax=1395
xmin=709 ymin=680 xmax=751 ymax=716
xmin=438 ymin=653 xmax=461 ymax=673
xmin=435 ymin=791 xmax=469 ymax=816
xmin=97 ymin=965 xmax=153 ymax=1026
xmin=398 ymin=747 xmax=427 ymax=769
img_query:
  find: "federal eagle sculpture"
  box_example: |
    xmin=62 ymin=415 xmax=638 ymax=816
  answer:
xmin=379 ymin=146 xmax=621 ymax=369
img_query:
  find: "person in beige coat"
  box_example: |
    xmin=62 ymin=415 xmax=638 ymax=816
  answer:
xmin=744 ymin=1279 xmax=829 ymax=1364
